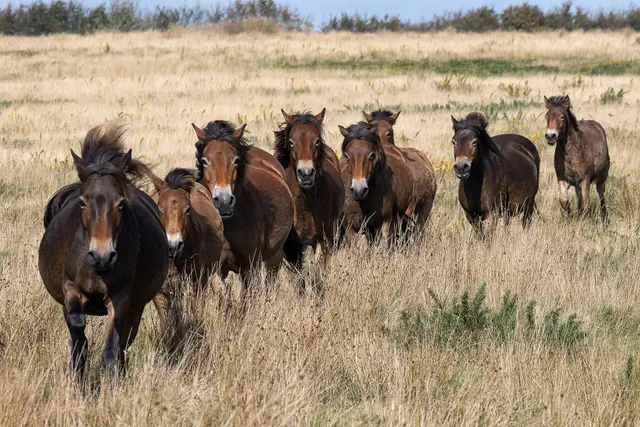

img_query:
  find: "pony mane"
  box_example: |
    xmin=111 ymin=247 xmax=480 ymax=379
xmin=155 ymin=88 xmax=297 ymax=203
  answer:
xmin=195 ymin=120 xmax=252 ymax=182
xmin=164 ymin=168 xmax=196 ymax=193
xmin=274 ymin=112 xmax=325 ymax=169
xmin=547 ymin=95 xmax=580 ymax=131
xmin=75 ymin=124 xmax=151 ymax=189
xmin=452 ymin=112 xmax=503 ymax=158
xmin=43 ymin=183 xmax=81 ymax=228
xmin=369 ymin=109 xmax=395 ymax=122
xmin=341 ymin=121 xmax=387 ymax=166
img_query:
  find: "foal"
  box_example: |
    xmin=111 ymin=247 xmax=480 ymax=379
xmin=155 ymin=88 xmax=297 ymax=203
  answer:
xmin=544 ymin=95 xmax=609 ymax=223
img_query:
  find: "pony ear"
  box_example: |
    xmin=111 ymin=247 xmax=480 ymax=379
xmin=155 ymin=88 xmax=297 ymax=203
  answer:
xmin=123 ymin=149 xmax=132 ymax=169
xmin=369 ymin=125 xmax=379 ymax=140
xmin=562 ymin=95 xmax=571 ymax=108
xmin=191 ymin=123 xmax=207 ymax=141
xmin=314 ymin=108 xmax=326 ymax=123
xmin=338 ymin=125 xmax=349 ymax=137
xmin=149 ymin=171 xmax=164 ymax=192
xmin=544 ymin=96 xmax=551 ymax=108
xmin=281 ymin=109 xmax=292 ymax=123
xmin=233 ymin=124 xmax=247 ymax=138
xmin=451 ymin=115 xmax=459 ymax=127
xmin=363 ymin=111 xmax=373 ymax=122
xmin=70 ymin=149 xmax=84 ymax=175
xmin=389 ymin=111 xmax=401 ymax=125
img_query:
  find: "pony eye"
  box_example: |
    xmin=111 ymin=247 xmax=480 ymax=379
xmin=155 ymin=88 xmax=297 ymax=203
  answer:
xmin=79 ymin=199 xmax=87 ymax=210
xmin=201 ymin=158 xmax=210 ymax=168
xmin=117 ymin=200 xmax=126 ymax=210
xmin=451 ymin=139 xmax=456 ymax=145
xmin=185 ymin=206 xmax=191 ymax=216
xmin=315 ymin=139 xmax=320 ymax=146
xmin=343 ymin=153 xmax=350 ymax=161
xmin=369 ymin=152 xmax=376 ymax=161
xmin=289 ymin=139 xmax=294 ymax=147
xmin=471 ymin=140 xmax=477 ymax=146
xmin=560 ymin=115 xmax=565 ymax=121
xmin=233 ymin=157 xmax=240 ymax=167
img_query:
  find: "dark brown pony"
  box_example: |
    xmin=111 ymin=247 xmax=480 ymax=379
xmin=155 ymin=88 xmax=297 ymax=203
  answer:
xmin=363 ymin=108 xmax=437 ymax=224
xmin=151 ymin=168 xmax=224 ymax=292
xmin=544 ymin=95 xmax=609 ymax=223
xmin=192 ymin=120 xmax=294 ymax=302
xmin=339 ymin=122 xmax=435 ymax=243
xmin=451 ymin=112 xmax=540 ymax=235
xmin=274 ymin=109 xmax=344 ymax=282
xmin=38 ymin=125 xmax=168 ymax=378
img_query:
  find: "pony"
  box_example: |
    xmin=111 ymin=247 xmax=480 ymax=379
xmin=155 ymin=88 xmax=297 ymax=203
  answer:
xmin=451 ymin=112 xmax=540 ymax=235
xmin=192 ymin=120 xmax=294 ymax=304
xmin=274 ymin=109 xmax=344 ymax=288
xmin=39 ymin=124 xmax=168 ymax=378
xmin=544 ymin=95 xmax=609 ymax=223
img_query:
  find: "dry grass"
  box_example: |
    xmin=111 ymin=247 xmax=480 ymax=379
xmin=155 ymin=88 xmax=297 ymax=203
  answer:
xmin=2 ymin=29 xmax=640 ymax=425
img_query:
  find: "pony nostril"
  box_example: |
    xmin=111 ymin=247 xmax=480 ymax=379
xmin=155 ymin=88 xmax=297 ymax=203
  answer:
xmin=87 ymin=251 xmax=97 ymax=262
xmin=177 ymin=241 xmax=184 ymax=251
xmin=229 ymin=195 xmax=236 ymax=206
xmin=107 ymin=251 xmax=118 ymax=265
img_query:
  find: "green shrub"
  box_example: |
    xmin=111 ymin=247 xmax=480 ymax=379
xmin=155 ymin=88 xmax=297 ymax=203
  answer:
xmin=502 ymin=3 xmax=546 ymax=32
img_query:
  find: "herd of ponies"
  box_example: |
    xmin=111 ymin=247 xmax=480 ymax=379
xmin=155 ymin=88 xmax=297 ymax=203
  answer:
xmin=38 ymin=94 xmax=610 ymax=379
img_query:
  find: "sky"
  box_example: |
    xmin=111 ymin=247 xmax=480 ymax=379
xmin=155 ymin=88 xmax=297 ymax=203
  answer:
xmin=3 ymin=0 xmax=639 ymax=28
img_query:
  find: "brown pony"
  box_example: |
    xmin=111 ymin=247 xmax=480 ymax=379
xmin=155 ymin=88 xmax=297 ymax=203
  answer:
xmin=151 ymin=168 xmax=225 ymax=292
xmin=363 ymin=109 xmax=401 ymax=145
xmin=38 ymin=125 xmax=168 ymax=378
xmin=363 ymin=108 xmax=437 ymax=224
xmin=451 ymin=112 xmax=540 ymax=235
xmin=544 ymin=95 xmax=609 ymax=223
xmin=274 ymin=109 xmax=344 ymax=277
xmin=192 ymin=120 xmax=294 ymax=302
xmin=339 ymin=122 xmax=434 ymax=243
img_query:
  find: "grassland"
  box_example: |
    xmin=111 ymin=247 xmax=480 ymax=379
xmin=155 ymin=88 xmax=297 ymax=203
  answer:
xmin=2 ymin=28 xmax=640 ymax=425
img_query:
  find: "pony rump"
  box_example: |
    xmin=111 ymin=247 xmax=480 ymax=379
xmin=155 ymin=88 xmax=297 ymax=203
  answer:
xmin=452 ymin=112 xmax=504 ymax=159
xmin=195 ymin=120 xmax=252 ymax=182
xmin=274 ymin=112 xmax=325 ymax=169
xmin=164 ymin=168 xmax=197 ymax=193
xmin=546 ymin=95 xmax=580 ymax=131
xmin=72 ymin=124 xmax=152 ymax=192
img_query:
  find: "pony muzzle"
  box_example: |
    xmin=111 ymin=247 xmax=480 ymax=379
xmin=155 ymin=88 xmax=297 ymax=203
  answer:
xmin=87 ymin=241 xmax=117 ymax=276
xmin=545 ymin=129 xmax=559 ymax=146
xmin=167 ymin=233 xmax=184 ymax=259
xmin=350 ymin=178 xmax=369 ymax=201
xmin=296 ymin=161 xmax=316 ymax=188
xmin=454 ymin=158 xmax=471 ymax=180
xmin=212 ymin=186 xmax=236 ymax=218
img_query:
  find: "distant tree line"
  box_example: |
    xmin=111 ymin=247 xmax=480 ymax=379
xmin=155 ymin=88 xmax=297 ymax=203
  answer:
xmin=3 ymin=1 xmax=640 ymax=35
xmin=0 ymin=0 xmax=312 ymax=35
xmin=323 ymin=2 xmax=640 ymax=33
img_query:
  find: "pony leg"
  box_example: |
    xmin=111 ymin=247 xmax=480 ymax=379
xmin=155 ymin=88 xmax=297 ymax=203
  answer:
xmin=577 ymin=179 xmax=590 ymax=217
xmin=102 ymin=291 xmax=134 ymax=375
xmin=522 ymin=199 xmax=535 ymax=230
xmin=557 ymin=180 xmax=571 ymax=216
xmin=62 ymin=281 xmax=88 ymax=380
xmin=481 ymin=214 xmax=498 ymax=239
xmin=596 ymin=179 xmax=607 ymax=224
xmin=466 ymin=213 xmax=482 ymax=236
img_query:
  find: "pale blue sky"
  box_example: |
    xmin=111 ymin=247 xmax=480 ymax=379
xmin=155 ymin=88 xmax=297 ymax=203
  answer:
xmin=4 ymin=1 xmax=639 ymax=27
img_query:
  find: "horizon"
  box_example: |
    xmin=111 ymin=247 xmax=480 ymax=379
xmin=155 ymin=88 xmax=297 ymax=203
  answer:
xmin=2 ymin=0 xmax=639 ymax=28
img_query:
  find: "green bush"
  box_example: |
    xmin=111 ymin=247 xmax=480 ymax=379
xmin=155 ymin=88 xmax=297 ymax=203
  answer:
xmin=502 ymin=3 xmax=545 ymax=32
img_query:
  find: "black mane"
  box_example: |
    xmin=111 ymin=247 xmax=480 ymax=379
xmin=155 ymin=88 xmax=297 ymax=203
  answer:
xmin=547 ymin=95 xmax=580 ymax=131
xmin=195 ymin=120 xmax=252 ymax=182
xmin=452 ymin=112 xmax=504 ymax=159
xmin=274 ymin=112 xmax=325 ymax=169
xmin=165 ymin=168 xmax=197 ymax=193
xmin=369 ymin=109 xmax=395 ymax=122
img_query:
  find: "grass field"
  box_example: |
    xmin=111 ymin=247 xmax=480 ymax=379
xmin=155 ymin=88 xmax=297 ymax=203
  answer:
xmin=2 ymin=28 xmax=640 ymax=425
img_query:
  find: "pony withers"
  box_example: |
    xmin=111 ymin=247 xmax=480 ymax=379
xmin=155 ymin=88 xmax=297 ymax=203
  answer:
xmin=339 ymin=121 xmax=436 ymax=244
xmin=192 ymin=120 xmax=294 ymax=304
xmin=544 ymin=95 xmax=610 ymax=223
xmin=274 ymin=109 xmax=344 ymax=285
xmin=39 ymin=125 xmax=168 ymax=379
xmin=151 ymin=168 xmax=225 ymax=293
xmin=451 ymin=112 xmax=540 ymax=236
